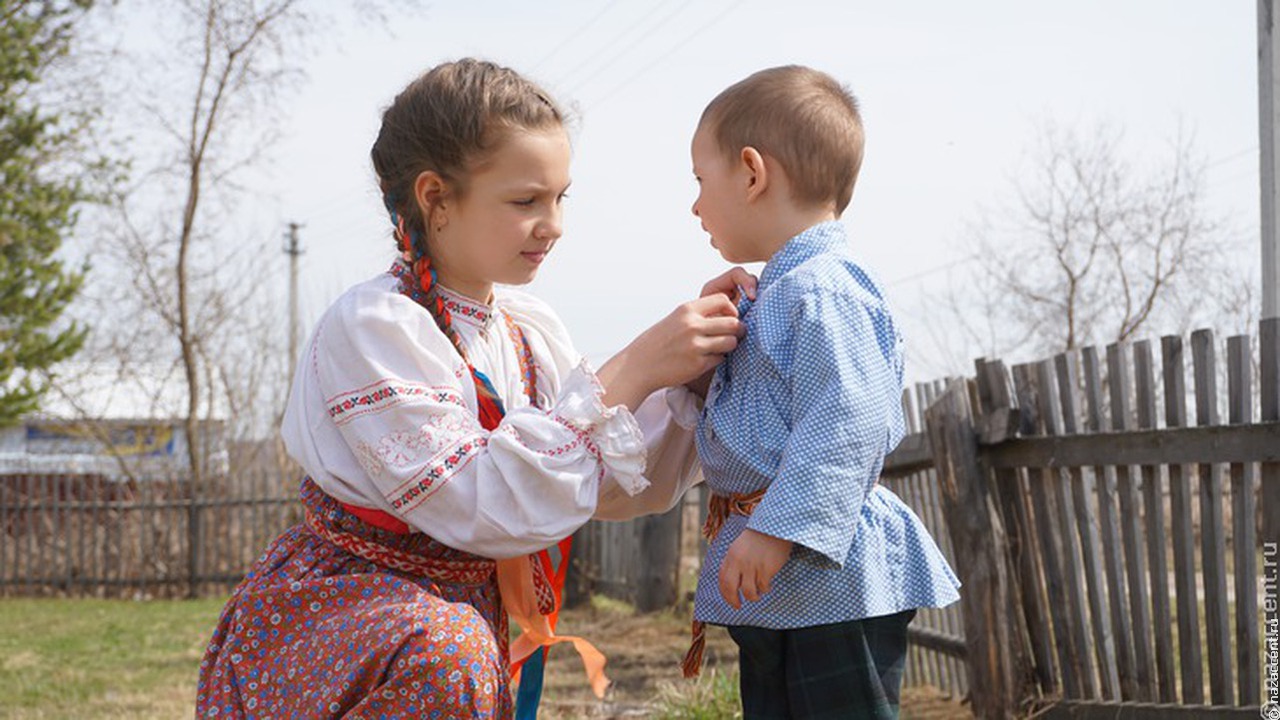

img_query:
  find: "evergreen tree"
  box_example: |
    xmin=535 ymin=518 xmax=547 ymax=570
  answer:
xmin=0 ymin=0 xmax=96 ymax=425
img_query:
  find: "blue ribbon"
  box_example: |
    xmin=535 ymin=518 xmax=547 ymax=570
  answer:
xmin=514 ymin=646 xmax=547 ymax=719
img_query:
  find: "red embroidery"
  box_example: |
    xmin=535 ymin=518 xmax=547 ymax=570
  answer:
xmin=552 ymin=416 xmax=603 ymax=464
xmin=326 ymin=381 xmax=464 ymax=425
xmin=387 ymin=435 xmax=488 ymax=512
xmin=442 ymin=295 xmax=491 ymax=325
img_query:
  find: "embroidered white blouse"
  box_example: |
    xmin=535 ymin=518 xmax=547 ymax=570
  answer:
xmin=281 ymin=270 xmax=703 ymax=559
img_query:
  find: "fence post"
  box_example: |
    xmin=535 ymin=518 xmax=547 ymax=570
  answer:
xmin=633 ymin=503 xmax=681 ymax=612
xmin=975 ymin=359 xmax=1049 ymax=701
xmin=564 ymin=523 xmax=593 ymax=609
xmin=925 ymin=379 xmax=1022 ymax=719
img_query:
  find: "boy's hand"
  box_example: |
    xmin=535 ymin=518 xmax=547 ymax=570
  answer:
xmin=718 ymin=529 xmax=792 ymax=609
xmin=700 ymin=267 xmax=757 ymax=305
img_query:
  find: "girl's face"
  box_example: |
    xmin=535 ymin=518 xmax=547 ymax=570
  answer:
xmin=429 ymin=127 xmax=572 ymax=301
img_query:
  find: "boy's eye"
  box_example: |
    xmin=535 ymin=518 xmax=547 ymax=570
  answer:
xmin=557 ymin=192 xmax=569 ymax=204
xmin=512 ymin=198 xmax=536 ymax=207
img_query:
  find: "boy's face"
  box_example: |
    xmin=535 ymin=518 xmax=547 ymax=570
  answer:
xmin=691 ymin=124 xmax=753 ymax=263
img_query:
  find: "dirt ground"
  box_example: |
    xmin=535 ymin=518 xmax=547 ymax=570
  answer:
xmin=535 ymin=600 xmax=973 ymax=719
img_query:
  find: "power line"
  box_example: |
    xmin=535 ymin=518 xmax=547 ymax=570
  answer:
xmin=886 ymin=254 xmax=980 ymax=287
xmin=551 ymin=0 xmax=683 ymax=91
xmin=562 ymin=0 xmax=696 ymax=98
xmin=529 ymin=0 xmax=626 ymax=74
xmin=586 ymin=0 xmax=744 ymax=110
xmin=1206 ymin=145 xmax=1257 ymax=169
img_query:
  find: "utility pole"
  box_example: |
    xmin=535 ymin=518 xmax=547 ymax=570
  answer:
xmin=1259 ymin=4 xmax=1280 ymax=702
xmin=284 ymin=222 xmax=304 ymax=381
xmin=1262 ymin=0 xmax=1280 ymax=321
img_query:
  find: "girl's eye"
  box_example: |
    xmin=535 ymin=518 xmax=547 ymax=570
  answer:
xmin=557 ymin=193 xmax=569 ymax=204
xmin=513 ymin=198 xmax=536 ymax=207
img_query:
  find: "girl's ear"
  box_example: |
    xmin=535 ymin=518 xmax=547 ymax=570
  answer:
xmin=740 ymin=146 xmax=769 ymax=203
xmin=413 ymin=170 xmax=450 ymax=229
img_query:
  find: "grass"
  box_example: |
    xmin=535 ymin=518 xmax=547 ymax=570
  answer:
xmin=652 ymin=668 xmax=742 ymax=720
xmin=0 ymin=595 xmax=971 ymax=719
xmin=0 ymin=597 xmax=226 ymax=719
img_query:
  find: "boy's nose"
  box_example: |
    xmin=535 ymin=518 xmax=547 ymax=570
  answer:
xmin=691 ymin=199 xmax=700 ymax=217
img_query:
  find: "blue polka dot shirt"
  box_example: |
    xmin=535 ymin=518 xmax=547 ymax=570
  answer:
xmin=694 ymin=221 xmax=961 ymax=629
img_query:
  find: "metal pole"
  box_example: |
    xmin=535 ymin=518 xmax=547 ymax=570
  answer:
xmin=1262 ymin=0 xmax=1280 ymax=320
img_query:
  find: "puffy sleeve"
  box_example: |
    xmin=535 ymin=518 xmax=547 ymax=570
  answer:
xmin=593 ymin=385 xmax=703 ymax=520
xmin=283 ymin=284 xmax=649 ymax=559
xmin=500 ymin=288 xmax=703 ymax=521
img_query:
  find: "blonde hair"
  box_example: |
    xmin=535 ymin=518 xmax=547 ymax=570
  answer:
xmin=700 ymin=65 xmax=864 ymax=216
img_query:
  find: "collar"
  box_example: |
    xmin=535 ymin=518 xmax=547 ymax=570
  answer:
xmin=757 ymin=221 xmax=848 ymax=294
xmin=435 ymin=284 xmax=495 ymax=329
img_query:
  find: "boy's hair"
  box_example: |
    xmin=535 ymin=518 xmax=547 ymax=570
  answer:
xmin=700 ymin=65 xmax=864 ymax=216
xmin=371 ymin=58 xmax=565 ymax=243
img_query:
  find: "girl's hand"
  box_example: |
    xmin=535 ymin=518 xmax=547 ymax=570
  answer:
xmin=718 ymin=529 xmax=793 ymax=609
xmin=685 ymin=268 xmax=756 ymax=398
xmin=700 ymin=267 xmax=757 ymax=305
xmin=598 ymin=294 xmax=742 ymax=410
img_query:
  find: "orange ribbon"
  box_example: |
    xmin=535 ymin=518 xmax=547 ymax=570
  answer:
xmin=499 ymin=537 xmax=610 ymax=698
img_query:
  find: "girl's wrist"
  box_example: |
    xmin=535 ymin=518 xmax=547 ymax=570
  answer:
xmin=597 ymin=345 xmax=653 ymax=412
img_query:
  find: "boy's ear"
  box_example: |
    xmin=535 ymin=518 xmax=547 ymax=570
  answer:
xmin=740 ymin=146 xmax=769 ymax=203
xmin=414 ymin=170 xmax=450 ymax=228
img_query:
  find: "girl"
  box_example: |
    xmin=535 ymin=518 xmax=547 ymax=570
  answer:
xmin=196 ymin=59 xmax=747 ymax=718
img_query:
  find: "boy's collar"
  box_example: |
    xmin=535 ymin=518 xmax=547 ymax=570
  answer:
xmin=757 ymin=221 xmax=847 ymax=293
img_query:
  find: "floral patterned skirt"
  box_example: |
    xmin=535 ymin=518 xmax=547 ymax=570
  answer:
xmin=196 ymin=478 xmax=512 ymax=719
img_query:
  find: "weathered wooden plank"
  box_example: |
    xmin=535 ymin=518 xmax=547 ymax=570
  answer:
xmin=984 ymin=422 xmax=1280 ymax=468
xmin=924 ymin=445 xmax=965 ymax=696
xmin=1042 ymin=701 xmax=1261 ymax=719
xmin=977 ymin=358 xmax=1051 ymax=698
xmin=1013 ymin=362 xmax=1082 ymax=699
xmin=1039 ymin=359 xmax=1098 ymax=698
xmin=882 ymin=433 xmax=933 ymax=476
xmin=1191 ymin=329 xmax=1234 ymax=705
xmin=1105 ymin=342 xmax=1155 ymax=702
xmin=918 ymin=383 xmax=947 ymax=693
xmin=1227 ymin=334 xmax=1260 ymax=706
xmin=1162 ymin=335 xmax=1204 ymax=705
xmin=925 ymin=379 xmax=1020 ymax=718
xmin=1134 ymin=340 xmax=1176 ymax=703
xmin=1056 ymin=351 xmax=1118 ymax=700
xmin=635 ymin=502 xmax=681 ymax=612
xmin=1080 ymin=345 xmax=1131 ymax=696
xmin=907 ymin=625 xmax=969 ymax=658
xmin=0 ymin=479 xmax=10 ymax=591
xmin=922 ymin=412 xmax=967 ymax=701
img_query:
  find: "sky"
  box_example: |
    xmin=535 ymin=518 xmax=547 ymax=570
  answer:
xmin=104 ymin=0 xmax=1264 ymax=383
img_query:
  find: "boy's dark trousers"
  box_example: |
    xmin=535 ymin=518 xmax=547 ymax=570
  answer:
xmin=727 ymin=609 xmax=916 ymax=720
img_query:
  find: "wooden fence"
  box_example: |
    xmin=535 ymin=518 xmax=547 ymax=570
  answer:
xmin=914 ymin=321 xmax=1277 ymax=719
xmin=2 ymin=322 xmax=1275 ymax=719
xmin=0 ymin=470 xmax=299 ymax=597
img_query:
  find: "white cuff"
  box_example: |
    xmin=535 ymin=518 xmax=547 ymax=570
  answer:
xmin=554 ymin=360 xmax=648 ymax=496
xmin=662 ymin=385 xmax=704 ymax=431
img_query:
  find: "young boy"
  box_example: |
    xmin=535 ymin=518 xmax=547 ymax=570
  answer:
xmin=683 ymin=65 xmax=962 ymax=720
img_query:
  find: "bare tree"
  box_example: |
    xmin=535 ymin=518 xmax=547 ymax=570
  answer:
xmin=921 ymin=121 xmax=1253 ymax=374
xmin=35 ymin=0 xmax=344 ymax=490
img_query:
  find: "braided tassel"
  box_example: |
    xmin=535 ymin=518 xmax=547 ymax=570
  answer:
xmin=681 ymin=620 xmax=707 ymax=678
